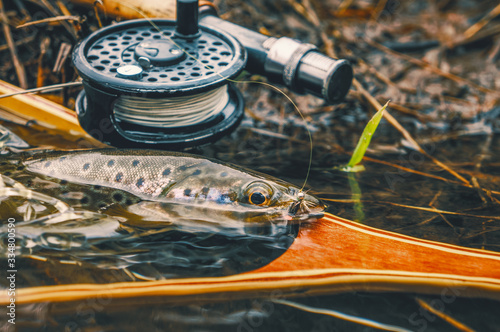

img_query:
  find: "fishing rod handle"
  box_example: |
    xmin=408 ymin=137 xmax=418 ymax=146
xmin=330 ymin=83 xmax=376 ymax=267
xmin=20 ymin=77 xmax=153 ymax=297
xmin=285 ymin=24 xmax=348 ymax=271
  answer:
xmin=199 ymin=13 xmax=353 ymax=104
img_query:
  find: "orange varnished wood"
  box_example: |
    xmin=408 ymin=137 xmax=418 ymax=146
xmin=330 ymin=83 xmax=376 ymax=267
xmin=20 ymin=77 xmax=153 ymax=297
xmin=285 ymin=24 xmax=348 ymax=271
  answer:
xmin=0 ymin=80 xmax=105 ymax=147
xmin=4 ymin=213 xmax=500 ymax=304
xmin=254 ymin=214 xmax=500 ymax=280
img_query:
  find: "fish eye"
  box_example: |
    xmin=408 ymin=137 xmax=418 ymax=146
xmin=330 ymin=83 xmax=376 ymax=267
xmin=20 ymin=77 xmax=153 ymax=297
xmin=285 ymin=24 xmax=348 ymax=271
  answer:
xmin=244 ymin=182 xmax=273 ymax=206
xmin=249 ymin=191 xmax=266 ymax=205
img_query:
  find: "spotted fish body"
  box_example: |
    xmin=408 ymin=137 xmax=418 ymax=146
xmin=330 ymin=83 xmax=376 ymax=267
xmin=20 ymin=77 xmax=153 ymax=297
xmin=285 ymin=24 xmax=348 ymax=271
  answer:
xmin=11 ymin=149 xmax=324 ymax=224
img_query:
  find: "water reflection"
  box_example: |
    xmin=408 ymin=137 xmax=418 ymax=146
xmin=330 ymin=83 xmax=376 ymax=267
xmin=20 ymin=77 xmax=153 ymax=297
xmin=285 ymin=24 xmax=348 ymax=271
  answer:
xmin=1 ymin=187 xmax=298 ymax=285
xmin=1 ymin=120 xmax=500 ymax=330
xmin=7 ymin=292 xmax=500 ymax=331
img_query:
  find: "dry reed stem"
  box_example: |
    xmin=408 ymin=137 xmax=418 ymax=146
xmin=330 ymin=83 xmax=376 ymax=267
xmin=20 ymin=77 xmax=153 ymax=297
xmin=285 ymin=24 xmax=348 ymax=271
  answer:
xmin=288 ymin=0 xmax=472 ymax=186
xmin=248 ymin=127 xmax=308 ymax=144
xmin=371 ymin=0 xmax=389 ymax=21
xmin=453 ymin=25 xmax=500 ymax=49
xmin=0 ymin=0 xmax=27 ymax=89
xmin=39 ymin=0 xmax=77 ymax=39
xmin=36 ymin=37 xmax=50 ymax=88
xmin=319 ymin=199 xmax=500 ymax=221
xmin=358 ymin=59 xmax=417 ymax=94
xmin=365 ymin=38 xmax=500 ymax=98
xmin=93 ymin=0 xmax=104 ymax=29
xmin=56 ymin=0 xmax=73 ymax=17
xmin=16 ymin=15 xmax=80 ymax=29
xmin=353 ymin=79 xmax=471 ymax=186
xmin=375 ymin=100 xmax=430 ymax=121
xmin=363 ymin=156 xmax=500 ymax=197
xmin=416 ymin=297 xmax=476 ymax=332
xmin=0 ymin=34 xmax=35 ymax=52
xmin=274 ymin=299 xmax=411 ymax=332
xmin=362 ymin=156 xmax=461 ymax=185
xmin=0 ymin=81 xmax=83 ymax=99
xmin=338 ymin=0 xmax=355 ymax=12
xmin=462 ymin=3 xmax=500 ymax=40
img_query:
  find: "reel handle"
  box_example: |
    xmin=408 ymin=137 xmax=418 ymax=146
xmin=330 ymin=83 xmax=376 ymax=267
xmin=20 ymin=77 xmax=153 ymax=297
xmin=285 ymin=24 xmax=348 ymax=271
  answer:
xmin=199 ymin=11 xmax=353 ymax=104
xmin=176 ymin=0 xmax=200 ymax=38
xmin=73 ymin=0 xmax=352 ymax=103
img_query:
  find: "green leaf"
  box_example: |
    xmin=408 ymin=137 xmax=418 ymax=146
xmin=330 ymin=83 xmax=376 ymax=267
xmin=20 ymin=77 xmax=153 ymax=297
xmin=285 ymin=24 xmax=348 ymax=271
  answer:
xmin=348 ymin=172 xmax=365 ymax=222
xmin=347 ymin=101 xmax=389 ymax=168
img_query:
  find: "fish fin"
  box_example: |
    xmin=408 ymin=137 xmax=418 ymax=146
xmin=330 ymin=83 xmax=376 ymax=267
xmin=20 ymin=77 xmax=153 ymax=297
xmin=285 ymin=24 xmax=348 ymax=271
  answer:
xmin=101 ymin=203 xmax=142 ymax=219
xmin=112 ymin=202 xmax=176 ymax=229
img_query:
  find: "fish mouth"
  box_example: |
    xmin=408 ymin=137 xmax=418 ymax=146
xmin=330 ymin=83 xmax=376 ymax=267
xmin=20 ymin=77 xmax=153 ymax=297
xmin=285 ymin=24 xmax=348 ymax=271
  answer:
xmin=287 ymin=196 xmax=326 ymax=221
xmin=306 ymin=211 xmax=325 ymax=219
xmin=291 ymin=208 xmax=325 ymax=221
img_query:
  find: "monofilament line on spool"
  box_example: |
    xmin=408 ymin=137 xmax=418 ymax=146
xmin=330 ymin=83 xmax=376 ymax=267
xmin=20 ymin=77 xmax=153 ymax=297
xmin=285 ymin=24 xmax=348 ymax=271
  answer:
xmin=72 ymin=0 xmax=246 ymax=149
xmin=113 ymin=85 xmax=229 ymax=128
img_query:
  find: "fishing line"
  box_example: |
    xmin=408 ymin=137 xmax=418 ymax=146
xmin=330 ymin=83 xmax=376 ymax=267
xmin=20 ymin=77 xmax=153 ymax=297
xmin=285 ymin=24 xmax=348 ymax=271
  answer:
xmin=0 ymin=2 xmax=314 ymax=193
xmin=114 ymin=85 xmax=229 ymax=127
xmin=121 ymin=2 xmax=314 ymax=192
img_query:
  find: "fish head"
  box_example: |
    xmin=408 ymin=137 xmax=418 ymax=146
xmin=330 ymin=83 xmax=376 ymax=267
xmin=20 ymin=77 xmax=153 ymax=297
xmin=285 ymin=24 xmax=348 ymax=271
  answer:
xmin=162 ymin=165 xmax=325 ymax=222
xmin=237 ymin=179 xmax=325 ymax=221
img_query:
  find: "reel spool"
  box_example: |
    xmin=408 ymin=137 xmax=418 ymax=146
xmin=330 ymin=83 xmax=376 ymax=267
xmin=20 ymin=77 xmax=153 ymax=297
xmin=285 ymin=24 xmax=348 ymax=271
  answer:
xmin=73 ymin=0 xmax=246 ymax=149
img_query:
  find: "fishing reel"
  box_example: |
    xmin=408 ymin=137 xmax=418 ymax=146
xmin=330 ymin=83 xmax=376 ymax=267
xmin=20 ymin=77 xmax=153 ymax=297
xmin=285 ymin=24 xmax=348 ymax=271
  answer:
xmin=72 ymin=0 xmax=353 ymax=149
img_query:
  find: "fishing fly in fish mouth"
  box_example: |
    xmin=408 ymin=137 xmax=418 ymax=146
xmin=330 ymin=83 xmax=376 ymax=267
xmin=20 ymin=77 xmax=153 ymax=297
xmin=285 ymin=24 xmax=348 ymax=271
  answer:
xmin=4 ymin=149 xmax=324 ymax=224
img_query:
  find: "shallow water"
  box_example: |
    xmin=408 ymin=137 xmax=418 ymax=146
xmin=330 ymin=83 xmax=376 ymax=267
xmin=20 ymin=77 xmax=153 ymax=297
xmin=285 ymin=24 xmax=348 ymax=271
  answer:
xmin=0 ymin=131 xmax=302 ymax=285
xmin=1 ymin=0 xmax=500 ymax=328
xmin=1 ymin=112 xmax=500 ymax=331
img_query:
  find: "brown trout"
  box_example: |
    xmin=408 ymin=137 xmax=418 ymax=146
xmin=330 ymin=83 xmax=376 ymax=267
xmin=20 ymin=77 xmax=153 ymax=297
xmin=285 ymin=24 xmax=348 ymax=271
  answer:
xmin=2 ymin=149 xmax=324 ymax=226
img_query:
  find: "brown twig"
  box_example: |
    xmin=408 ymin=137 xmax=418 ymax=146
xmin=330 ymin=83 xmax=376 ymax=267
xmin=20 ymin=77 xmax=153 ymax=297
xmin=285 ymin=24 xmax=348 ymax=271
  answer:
xmin=416 ymin=298 xmax=476 ymax=332
xmin=12 ymin=0 xmax=31 ymax=21
xmin=427 ymin=192 xmax=458 ymax=232
xmin=451 ymin=25 xmax=500 ymax=49
xmin=434 ymin=208 xmax=459 ymax=233
xmin=0 ymin=81 xmax=83 ymax=99
xmin=37 ymin=37 xmax=50 ymax=88
xmin=358 ymin=59 xmax=417 ymax=94
xmin=337 ymin=0 xmax=355 ymax=12
xmin=320 ymin=198 xmax=500 ymax=221
xmin=93 ymin=0 xmax=104 ymax=29
xmin=353 ymin=79 xmax=471 ymax=186
xmin=52 ymin=42 xmax=72 ymax=73
xmin=0 ymin=0 xmax=27 ymax=89
xmin=371 ymin=0 xmax=389 ymax=21
xmin=288 ymin=0 xmax=472 ymax=186
xmin=39 ymin=0 xmax=77 ymax=39
xmin=365 ymin=38 xmax=500 ymax=98
xmin=363 ymin=156 xmax=500 ymax=196
xmin=0 ymin=34 xmax=35 ymax=52
xmin=362 ymin=156 xmax=461 ymax=185
xmin=487 ymin=38 xmax=500 ymax=62
xmin=300 ymin=0 xmax=339 ymax=59
xmin=16 ymin=15 xmax=81 ymax=29
xmin=248 ymin=127 xmax=308 ymax=144
xmin=375 ymin=100 xmax=431 ymax=121
xmin=462 ymin=3 xmax=500 ymax=40
xmin=56 ymin=0 xmax=73 ymax=16
xmin=461 ymin=226 xmax=500 ymax=240
xmin=395 ymin=215 xmax=440 ymax=230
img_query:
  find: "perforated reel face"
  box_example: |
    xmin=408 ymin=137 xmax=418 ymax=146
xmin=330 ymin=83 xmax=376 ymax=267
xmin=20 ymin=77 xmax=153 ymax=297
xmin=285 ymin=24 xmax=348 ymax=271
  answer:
xmin=75 ymin=20 xmax=246 ymax=92
xmin=73 ymin=19 xmax=247 ymax=149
